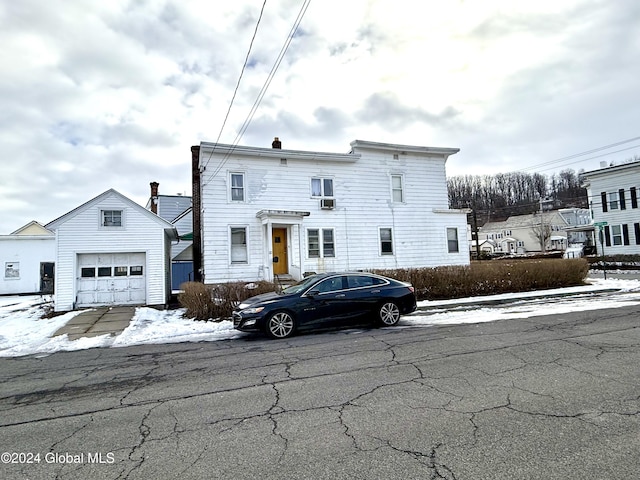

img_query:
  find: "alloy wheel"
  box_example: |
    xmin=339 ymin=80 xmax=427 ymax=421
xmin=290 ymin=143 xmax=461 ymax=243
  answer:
xmin=379 ymin=302 xmax=400 ymax=326
xmin=268 ymin=311 xmax=295 ymax=339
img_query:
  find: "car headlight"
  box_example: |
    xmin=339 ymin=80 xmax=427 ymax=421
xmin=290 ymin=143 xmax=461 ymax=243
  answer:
xmin=242 ymin=306 xmax=265 ymax=314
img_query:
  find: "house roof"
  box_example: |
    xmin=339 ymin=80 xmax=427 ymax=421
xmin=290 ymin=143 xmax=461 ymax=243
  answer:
xmin=199 ymin=142 xmax=359 ymax=163
xmin=198 ymin=139 xmax=461 ymax=165
xmin=581 ymin=159 xmax=640 ymax=180
xmin=10 ymin=220 xmax=53 ymax=236
xmin=350 ymin=140 xmax=460 ymax=159
xmin=46 ymin=189 xmax=179 ymax=240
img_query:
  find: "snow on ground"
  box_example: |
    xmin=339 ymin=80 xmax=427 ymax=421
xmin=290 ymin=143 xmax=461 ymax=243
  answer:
xmin=1 ymin=277 xmax=639 ymax=358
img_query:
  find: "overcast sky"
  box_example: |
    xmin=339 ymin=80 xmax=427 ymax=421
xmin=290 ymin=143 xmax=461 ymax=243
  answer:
xmin=2 ymin=0 xmax=639 ymax=233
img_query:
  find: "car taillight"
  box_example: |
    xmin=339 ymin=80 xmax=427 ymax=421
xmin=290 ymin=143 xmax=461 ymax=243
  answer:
xmin=408 ymin=286 xmax=415 ymax=293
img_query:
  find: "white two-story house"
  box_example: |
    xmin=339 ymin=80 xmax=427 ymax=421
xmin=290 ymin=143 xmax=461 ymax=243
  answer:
xmin=192 ymin=138 xmax=470 ymax=284
xmin=581 ymin=160 xmax=640 ymax=255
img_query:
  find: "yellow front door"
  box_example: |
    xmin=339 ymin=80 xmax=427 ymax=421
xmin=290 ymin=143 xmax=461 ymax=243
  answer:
xmin=272 ymin=228 xmax=288 ymax=275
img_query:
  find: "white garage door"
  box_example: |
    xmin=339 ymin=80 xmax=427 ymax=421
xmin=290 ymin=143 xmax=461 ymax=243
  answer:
xmin=77 ymin=253 xmax=146 ymax=307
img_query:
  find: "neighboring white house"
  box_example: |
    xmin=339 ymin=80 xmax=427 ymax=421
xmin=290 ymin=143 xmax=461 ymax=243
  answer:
xmin=46 ymin=189 xmax=178 ymax=312
xmin=193 ymin=138 xmax=470 ymax=283
xmin=479 ymin=208 xmax=592 ymax=255
xmin=0 ymin=221 xmax=55 ymax=295
xmin=581 ymin=160 xmax=640 ymax=255
xmin=146 ymin=182 xmax=194 ymax=289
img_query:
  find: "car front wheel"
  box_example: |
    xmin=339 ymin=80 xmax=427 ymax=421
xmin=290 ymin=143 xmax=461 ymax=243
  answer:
xmin=266 ymin=311 xmax=296 ymax=339
xmin=378 ymin=301 xmax=400 ymax=326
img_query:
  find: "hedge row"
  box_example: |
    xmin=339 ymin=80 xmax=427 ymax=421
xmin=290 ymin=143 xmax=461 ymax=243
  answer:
xmin=178 ymin=259 xmax=590 ymax=321
xmin=372 ymin=258 xmax=589 ymax=300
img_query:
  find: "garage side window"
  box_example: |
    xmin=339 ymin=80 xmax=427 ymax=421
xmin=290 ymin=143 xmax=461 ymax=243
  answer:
xmin=4 ymin=262 xmax=19 ymax=279
xmin=102 ymin=210 xmax=122 ymax=227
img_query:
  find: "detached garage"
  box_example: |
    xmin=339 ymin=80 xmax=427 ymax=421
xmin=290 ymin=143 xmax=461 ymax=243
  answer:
xmin=46 ymin=189 xmax=178 ymax=312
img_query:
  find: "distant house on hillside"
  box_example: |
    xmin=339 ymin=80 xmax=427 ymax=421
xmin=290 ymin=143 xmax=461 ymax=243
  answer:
xmin=479 ymin=208 xmax=592 ymax=255
xmin=191 ymin=138 xmax=470 ymax=284
xmin=146 ymin=182 xmax=193 ymax=289
xmin=0 ymin=221 xmax=55 ymax=295
xmin=581 ymin=160 xmax=640 ymax=255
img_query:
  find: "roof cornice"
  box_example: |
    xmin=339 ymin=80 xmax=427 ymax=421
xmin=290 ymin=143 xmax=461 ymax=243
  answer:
xmin=199 ymin=142 xmax=359 ymax=163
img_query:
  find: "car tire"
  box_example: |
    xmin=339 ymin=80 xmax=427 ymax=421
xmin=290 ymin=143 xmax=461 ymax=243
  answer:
xmin=265 ymin=311 xmax=296 ymax=339
xmin=377 ymin=301 xmax=400 ymax=327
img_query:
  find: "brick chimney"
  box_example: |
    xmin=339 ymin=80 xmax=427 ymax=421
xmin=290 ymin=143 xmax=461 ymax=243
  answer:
xmin=272 ymin=137 xmax=281 ymax=149
xmin=150 ymin=181 xmax=159 ymax=214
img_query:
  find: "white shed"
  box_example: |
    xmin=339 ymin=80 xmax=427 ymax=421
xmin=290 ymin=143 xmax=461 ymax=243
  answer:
xmin=0 ymin=221 xmax=55 ymax=295
xmin=46 ymin=190 xmax=178 ymax=312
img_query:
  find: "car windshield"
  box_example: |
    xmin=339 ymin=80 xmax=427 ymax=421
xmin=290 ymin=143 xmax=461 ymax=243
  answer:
xmin=281 ymin=275 xmax=322 ymax=295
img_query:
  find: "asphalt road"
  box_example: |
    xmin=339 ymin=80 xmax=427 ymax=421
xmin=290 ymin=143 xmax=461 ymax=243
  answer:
xmin=1 ymin=302 xmax=639 ymax=480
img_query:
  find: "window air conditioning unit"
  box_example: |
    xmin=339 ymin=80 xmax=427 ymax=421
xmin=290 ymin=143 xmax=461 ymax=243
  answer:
xmin=320 ymin=198 xmax=335 ymax=210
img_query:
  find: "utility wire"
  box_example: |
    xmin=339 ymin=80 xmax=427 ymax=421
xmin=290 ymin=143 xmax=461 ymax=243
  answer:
xmin=203 ymin=0 xmax=312 ymax=187
xmin=521 ymin=136 xmax=640 ymax=172
xmin=202 ymin=0 xmax=268 ymax=172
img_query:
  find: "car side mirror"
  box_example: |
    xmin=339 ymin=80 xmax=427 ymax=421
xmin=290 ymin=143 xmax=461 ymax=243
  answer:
xmin=307 ymin=290 xmax=320 ymax=298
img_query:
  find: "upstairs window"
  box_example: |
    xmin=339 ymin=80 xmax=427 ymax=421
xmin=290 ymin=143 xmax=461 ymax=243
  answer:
xmin=391 ymin=175 xmax=404 ymax=202
xmin=608 ymin=191 xmax=619 ymax=210
xmin=230 ymin=173 xmax=245 ymax=202
xmin=102 ymin=210 xmax=122 ymax=227
xmin=311 ymin=178 xmax=333 ymax=198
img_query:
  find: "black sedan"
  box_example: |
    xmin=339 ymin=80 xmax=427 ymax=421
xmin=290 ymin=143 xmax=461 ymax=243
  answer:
xmin=233 ymin=272 xmax=417 ymax=339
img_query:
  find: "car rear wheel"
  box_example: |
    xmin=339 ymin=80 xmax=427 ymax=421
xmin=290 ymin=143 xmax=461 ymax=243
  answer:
xmin=378 ymin=301 xmax=400 ymax=326
xmin=266 ymin=311 xmax=296 ymax=339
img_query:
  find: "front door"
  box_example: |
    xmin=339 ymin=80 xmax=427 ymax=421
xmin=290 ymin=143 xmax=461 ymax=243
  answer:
xmin=272 ymin=228 xmax=288 ymax=275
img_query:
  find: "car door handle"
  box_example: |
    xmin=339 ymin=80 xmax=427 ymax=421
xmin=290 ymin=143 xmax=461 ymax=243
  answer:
xmin=371 ymin=290 xmax=380 ymax=293
xmin=335 ymin=294 xmax=346 ymax=298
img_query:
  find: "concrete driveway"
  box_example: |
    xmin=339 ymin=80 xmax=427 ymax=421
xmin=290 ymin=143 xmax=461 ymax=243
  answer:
xmin=53 ymin=306 xmax=136 ymax=340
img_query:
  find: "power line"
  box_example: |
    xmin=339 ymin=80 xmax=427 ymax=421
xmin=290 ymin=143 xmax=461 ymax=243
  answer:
xmin=203 ymin=0 xmax=312 ymax=187
xmin=532 ymin=144 xmax=640 ymax=174
xmin=521 ymin=135 xmax=640 ymax=172
xmin=202 ymin=0 xmax=268 ymax=172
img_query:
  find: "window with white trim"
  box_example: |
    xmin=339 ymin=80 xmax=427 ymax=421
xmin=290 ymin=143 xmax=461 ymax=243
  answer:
xmin=4 ymin=262 xmax=19 ymax=279
xmin=608 ymin=191 xmax=619 ymax=210
xmin=311 ymin=178 xmax=333 ymax=198
xmin=307 ymin=228 xmax=335 ymax=258
xmin=611 ymin=225 xmax=623 ymax=246
xmin=447 ymin=228 xmax=459 ymax=253
xmin=230 ymin=173 xmax=245 ymax=202
xmin=101 ymin=210 xmax=122 ymax=227
xmin=380 ymin=228 xmax=394 ymax=255
xmin=230 ymin=227 xmax=248 ymax=263
xmin=391 ymin=174 xmax=404 ymax=202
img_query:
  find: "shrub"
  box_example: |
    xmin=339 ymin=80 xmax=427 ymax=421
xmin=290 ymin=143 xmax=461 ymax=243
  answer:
xmin=179 ymin=281 xmax=278 ymax=321
xmin=373 ymin=258 xmax=589 ymax=300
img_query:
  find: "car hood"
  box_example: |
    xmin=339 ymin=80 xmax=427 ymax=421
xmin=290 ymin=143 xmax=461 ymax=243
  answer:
xmin=238 ymin=291 xmax=290 ymax=308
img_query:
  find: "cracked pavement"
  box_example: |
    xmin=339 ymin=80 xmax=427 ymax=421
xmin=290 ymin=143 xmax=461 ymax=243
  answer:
xmin=1 ymin=303 xmax=639 ymax=479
